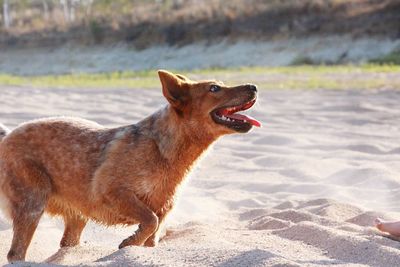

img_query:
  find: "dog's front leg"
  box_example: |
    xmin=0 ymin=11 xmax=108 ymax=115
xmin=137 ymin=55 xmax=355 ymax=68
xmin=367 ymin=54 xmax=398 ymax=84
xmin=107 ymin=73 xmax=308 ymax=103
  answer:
xmin=143 ymin=211 xmax=169 ymax=247
xmin=118 ymin=210 xmax=159 ymax=249
xmin=143 ymin=225 xmax=162 ymax=247
xmin=103 ymin=190 xmax=158 ymax=249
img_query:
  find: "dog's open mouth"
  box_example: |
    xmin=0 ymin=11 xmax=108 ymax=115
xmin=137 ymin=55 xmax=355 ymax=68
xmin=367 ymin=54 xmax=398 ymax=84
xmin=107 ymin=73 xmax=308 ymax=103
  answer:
xmin=211 ymin=99 xmax=261 ymax=132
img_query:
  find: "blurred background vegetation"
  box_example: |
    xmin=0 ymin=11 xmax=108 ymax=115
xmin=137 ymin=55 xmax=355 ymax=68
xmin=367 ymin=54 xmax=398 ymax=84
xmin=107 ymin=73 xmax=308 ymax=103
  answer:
xmin=1 ymin=0 xmax=400 ymax=89
xmin=1 ymin=0 xmax=399 ymax=49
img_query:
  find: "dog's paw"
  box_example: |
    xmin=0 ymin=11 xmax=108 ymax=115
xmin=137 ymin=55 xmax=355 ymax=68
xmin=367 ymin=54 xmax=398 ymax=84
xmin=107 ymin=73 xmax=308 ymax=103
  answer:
xmin=118 ymin=235 xmax=141 ymax=249
xmin=143 ymin=238 xmax=158 ymax=247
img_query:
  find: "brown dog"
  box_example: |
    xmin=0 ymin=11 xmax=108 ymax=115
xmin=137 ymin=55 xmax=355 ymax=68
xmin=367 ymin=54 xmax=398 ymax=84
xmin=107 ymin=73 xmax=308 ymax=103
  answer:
xmin=0 ymin=70 xmax=260 ymax=262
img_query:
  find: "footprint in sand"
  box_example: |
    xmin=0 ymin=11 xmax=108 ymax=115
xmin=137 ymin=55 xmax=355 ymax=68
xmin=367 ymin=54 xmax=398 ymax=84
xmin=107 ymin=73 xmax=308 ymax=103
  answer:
xmin=346 ymin=144 xmax=387 ymax=155
xmin=254 ymin=156 xmax=295 ymax=168
xmin=325 ymin=168 xmax=400 ymax=189
xmin=253 ymin=135 xmax=296 ymax=146
xmin=248 ymin=216 xmax=291 ymax=230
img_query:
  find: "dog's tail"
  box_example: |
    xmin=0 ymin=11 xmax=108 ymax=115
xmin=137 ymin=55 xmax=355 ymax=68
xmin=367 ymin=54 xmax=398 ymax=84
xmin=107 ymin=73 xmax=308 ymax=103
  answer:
xmin=0 ymin=123 xmax=11 ymax=220
xmin=0 ymin=123 xmax=9 ymax=142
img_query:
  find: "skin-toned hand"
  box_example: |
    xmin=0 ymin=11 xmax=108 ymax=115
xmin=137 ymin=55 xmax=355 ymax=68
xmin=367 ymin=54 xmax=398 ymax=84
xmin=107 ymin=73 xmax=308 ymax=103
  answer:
xmin=375 ymin=218 xmax=400 ymax=237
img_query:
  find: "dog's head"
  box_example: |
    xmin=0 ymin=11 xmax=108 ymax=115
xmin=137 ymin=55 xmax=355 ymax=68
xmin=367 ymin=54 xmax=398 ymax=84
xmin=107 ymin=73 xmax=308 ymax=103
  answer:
xmin=158 ymin=70 xmax=260 ymax=136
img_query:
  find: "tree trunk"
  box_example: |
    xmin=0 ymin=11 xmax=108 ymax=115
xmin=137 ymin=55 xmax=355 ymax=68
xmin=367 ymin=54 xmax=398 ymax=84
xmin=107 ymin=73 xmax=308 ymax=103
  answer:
xmin=42 ymin=0 xmax=49 ymax=21
xmin=69 ymin=1 xmax=75 ymax=22
xmin=3 ymin=0 xmax=10 ymax=29
xmin=60 ymin=0 xmax=69 ymax=23
xmin=86 ymin=0 xmax=93 ymax=17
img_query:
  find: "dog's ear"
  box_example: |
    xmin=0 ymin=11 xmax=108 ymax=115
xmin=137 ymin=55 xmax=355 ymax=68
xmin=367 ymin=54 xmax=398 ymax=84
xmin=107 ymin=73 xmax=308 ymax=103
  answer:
xmin=158 ymin=70 xmax=189 ymax=109
xmin=175 ymin=74 xmax=190 ymax=81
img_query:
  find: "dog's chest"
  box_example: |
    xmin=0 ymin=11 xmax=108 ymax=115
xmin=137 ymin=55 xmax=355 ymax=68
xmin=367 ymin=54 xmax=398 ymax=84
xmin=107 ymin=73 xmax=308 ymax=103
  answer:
xmin=136 ymin=176 xmax=180 ymax=215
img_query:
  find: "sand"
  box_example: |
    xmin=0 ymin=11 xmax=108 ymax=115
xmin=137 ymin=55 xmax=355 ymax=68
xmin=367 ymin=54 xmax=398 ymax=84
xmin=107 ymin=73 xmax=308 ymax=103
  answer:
xmin=0 ymin=86 xmax=400 ymax=266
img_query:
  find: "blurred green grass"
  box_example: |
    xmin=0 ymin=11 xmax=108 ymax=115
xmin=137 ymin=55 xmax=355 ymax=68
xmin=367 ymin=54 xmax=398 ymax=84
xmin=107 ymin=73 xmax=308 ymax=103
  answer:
xmin=370 ymin=51 xmax=400 ymax=65
xmin=1 ymin=64 xmax=399 ymax=90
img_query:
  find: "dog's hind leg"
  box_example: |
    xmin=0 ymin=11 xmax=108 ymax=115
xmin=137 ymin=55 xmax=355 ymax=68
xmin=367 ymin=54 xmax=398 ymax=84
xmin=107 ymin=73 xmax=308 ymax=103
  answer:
xmin=60 ymin=214 xmax=87 ymax=247
xmin=5 ymin=160 xmax=51 ymax=262
xmin=8 ymin=208 xmax=44 ymax=262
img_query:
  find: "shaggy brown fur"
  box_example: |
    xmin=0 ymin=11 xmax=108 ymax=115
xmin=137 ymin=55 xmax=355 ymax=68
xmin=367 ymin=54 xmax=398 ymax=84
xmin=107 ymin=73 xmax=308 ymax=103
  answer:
xmin=0 ymin=70 xmax=258 ymax=262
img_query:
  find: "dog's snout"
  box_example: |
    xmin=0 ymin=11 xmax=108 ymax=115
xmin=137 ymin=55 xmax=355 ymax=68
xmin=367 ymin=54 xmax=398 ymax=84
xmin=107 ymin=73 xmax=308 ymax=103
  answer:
xmin=247 ymin=84 xmax=257 ymax=92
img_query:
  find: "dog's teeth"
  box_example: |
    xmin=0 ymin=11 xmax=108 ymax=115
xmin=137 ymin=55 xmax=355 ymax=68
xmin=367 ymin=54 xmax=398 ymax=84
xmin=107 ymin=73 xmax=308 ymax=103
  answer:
xmin=220 ymin=115 xmax=234 ymax=122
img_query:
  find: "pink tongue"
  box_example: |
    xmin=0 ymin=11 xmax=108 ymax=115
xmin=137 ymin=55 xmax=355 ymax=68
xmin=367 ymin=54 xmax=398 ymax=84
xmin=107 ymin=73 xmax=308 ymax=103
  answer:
xmin=226 ymin=113 xmax=261 ymax=127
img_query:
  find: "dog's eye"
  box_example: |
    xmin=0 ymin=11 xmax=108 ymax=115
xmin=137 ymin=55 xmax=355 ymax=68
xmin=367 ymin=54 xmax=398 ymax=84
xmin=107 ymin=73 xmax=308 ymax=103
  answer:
xmin=210 ymin=85 xmax=221 ymax=93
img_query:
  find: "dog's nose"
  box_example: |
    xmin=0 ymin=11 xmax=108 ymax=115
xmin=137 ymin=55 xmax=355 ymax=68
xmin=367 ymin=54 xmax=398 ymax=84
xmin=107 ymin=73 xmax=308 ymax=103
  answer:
xmin=247 ymin=84 xmax=257 ymax=92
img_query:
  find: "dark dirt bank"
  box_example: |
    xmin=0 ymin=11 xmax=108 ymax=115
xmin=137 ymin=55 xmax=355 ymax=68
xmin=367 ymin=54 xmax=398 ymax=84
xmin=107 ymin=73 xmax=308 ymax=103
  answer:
xmin=1 ymin=0 xmax=400 ymax=49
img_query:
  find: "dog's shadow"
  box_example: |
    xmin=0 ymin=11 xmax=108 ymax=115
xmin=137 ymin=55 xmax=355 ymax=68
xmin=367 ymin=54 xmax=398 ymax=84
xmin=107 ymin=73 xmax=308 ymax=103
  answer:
xmin=44 ymin=247 xmax=73 ymax=265
xmin=41 ymin=229 xmax=180 ymax=266
xmin=2 ymin=249 xmax=73 ymax=267
xmin=43 ymin=245 xmax=132 ymax=266
xmin=43 ymin=246 xmax=111 ymax=265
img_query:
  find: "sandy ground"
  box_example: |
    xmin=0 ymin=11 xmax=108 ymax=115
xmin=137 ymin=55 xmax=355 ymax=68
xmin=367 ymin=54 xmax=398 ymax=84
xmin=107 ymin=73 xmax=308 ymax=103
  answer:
xmin=1 ymin=36 xmax=399 ymax=75
xmin=0 ymin=85 xmax=400 ymax=266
